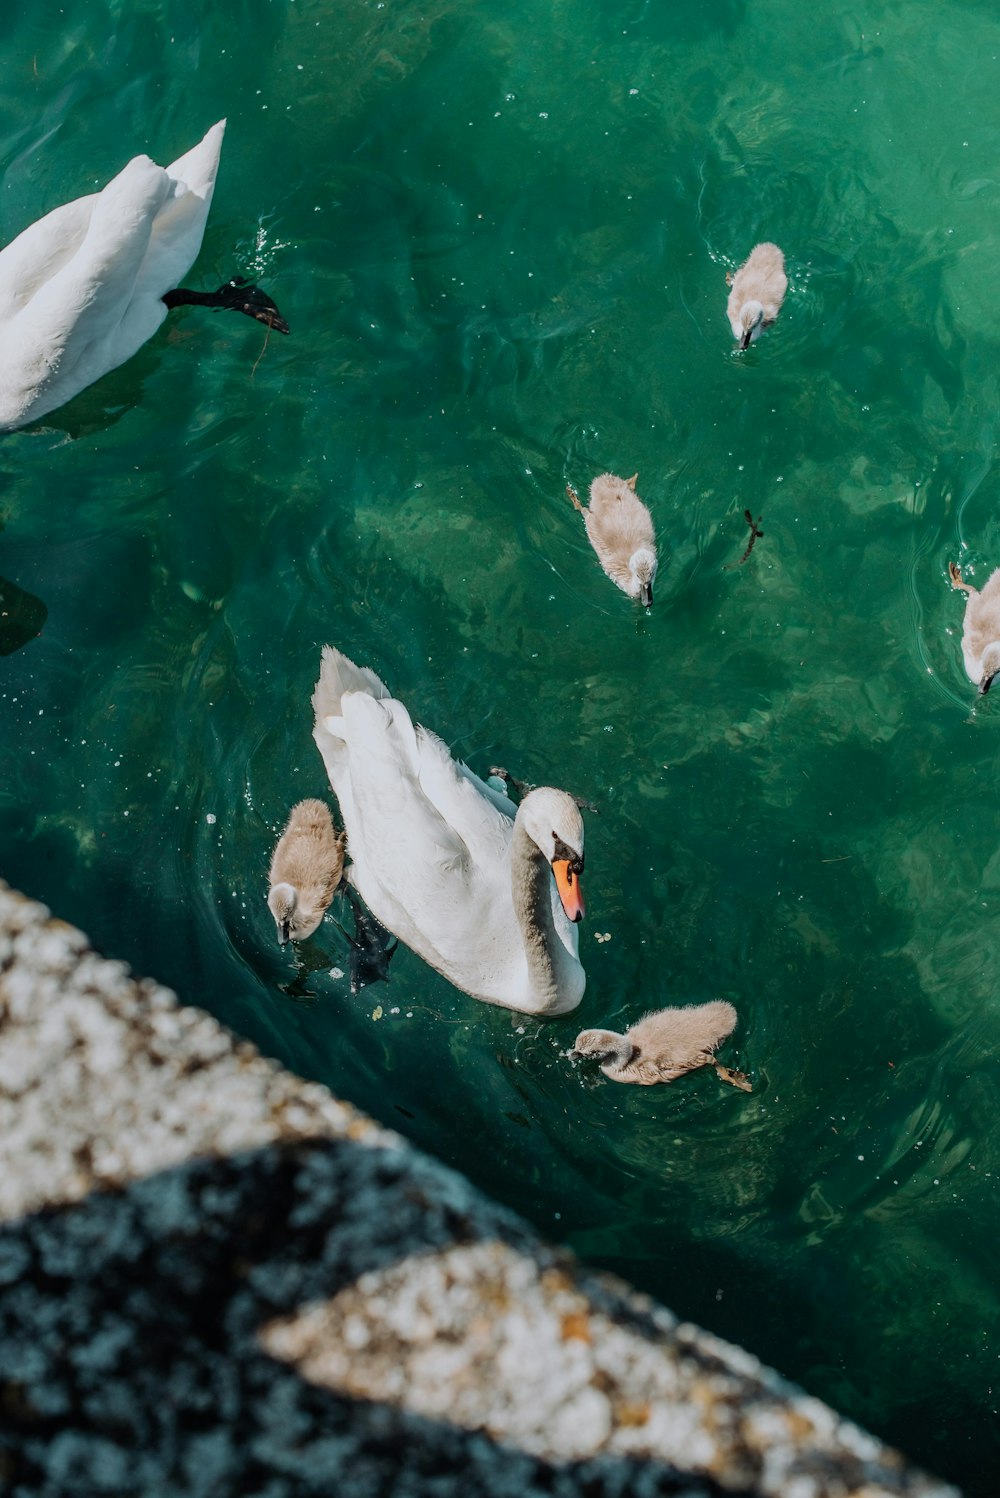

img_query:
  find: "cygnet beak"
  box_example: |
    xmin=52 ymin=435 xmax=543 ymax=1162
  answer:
xmin=552 ymin=858 xmax=585 ymax=923
xmin=640 ymin=581 xmax=653 ymax=609
xmin=279 ymin=919 xmax=290 ymax=945
xmin=979 ymin=672 xmax=997 ymax=696
xmin=739 ymin=327 xmax=752 ymax=351
xmin=566 ymin=1048 xmax=582 ymax=1063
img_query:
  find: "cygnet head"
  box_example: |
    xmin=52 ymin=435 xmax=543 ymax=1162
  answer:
xmin=518 ymin=786 xmax=586 ymax=922
xmin=738 ymin=300 xmax=765 ymax=351
xmin=267 ymin=881 xmax=326 ymax=945
xmin=979 ymin=642 xmax=1000 ymax=695
xmin=568 ymin=1028 xmax=633 ymax=1066
xmin=628 ymin=546 xmax=658 ymax=608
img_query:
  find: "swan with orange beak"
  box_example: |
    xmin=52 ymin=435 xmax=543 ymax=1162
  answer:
xmin=312 ymin=647 xmax=588 ymax=1016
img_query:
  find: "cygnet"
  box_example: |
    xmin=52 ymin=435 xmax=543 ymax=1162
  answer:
xmin=568 ymin=472 xmax=658 ymax=607
xmin=727 ymin=242 xmax=787 ymax=350
xmin=267 ymin=798 xmax=346 ymax=944
xmin=570 ymin=999 xmax=751 ymax=1089
xmin=948 ymin=561 xmax=1000 ymax=694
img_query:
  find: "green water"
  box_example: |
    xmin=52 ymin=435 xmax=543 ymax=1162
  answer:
xmin=2 ymin=0 xmax=1000 ymax=1487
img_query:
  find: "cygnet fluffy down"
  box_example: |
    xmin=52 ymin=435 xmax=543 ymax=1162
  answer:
xmin=267 ymin=798 xmax=346 ymax=944
xmin=570 ymin=999 xmax=751 ymax=1089
xmin=727 ymin=242 xmax=787 ymax=350
xmin=949 ymin=561 xmax=1000 ymax=694
xmin=568 ymin=471 xmax=658 ymax=607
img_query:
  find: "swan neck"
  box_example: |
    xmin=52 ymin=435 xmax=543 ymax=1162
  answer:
xmin=510 ymin=818 xmax=564 ymax=1007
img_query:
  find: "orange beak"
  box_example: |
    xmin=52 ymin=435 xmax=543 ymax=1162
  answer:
xmin=552 ymin=858 xmax=585 ymax=923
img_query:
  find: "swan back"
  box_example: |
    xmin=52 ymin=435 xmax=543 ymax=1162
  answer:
xmin=312 ymin=647 xmax=514 ymax=970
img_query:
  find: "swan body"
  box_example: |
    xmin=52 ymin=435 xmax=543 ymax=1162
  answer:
xmin=267 ymin=798 xmax=346 ymax=944
xmin=727 ymin=242 xmax=787 ymax=350
xmin=570 ymin=472 xmax=658 ymax=606
xmin=311 ymin=646 xmax=587 ymax=1016
xmin=948 ymin=562 xmax=1000 ymax=693
xmin=570 ymin=1000 xmax=751 ymax=1088
xmin=0 ymin=120 xmax=226 ymax=430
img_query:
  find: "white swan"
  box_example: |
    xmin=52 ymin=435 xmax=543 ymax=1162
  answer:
xmin=311 ymin=646 xmax=587 ymax=1016
xmin=0 ymin=120 xmax=288 ymax=431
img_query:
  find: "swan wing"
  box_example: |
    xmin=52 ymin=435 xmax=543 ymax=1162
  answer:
xmin=311 ymin=646 xmax=527 ymax=998
xmin=336 ymin=692 xmax=509 ymax=963
xmin=412 ymin=723 xmax=515 ymax=861
xmin=311 ymin=644 xmax=390 ymax=806
xmin=0 ymin=197 xmax=98 ymax=321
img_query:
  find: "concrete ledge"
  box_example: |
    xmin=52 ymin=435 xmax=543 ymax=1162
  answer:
xmin=0 ymin=881 xmax=959 ymax=1497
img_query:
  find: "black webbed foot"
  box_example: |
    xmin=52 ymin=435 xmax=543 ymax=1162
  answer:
xmin=220 ymin=277 xmax=290 ymax=334
xmin=333 ymin=885 xmax=398 ymax=995
xmin=163 ymin=278 xmax=290 ymax=334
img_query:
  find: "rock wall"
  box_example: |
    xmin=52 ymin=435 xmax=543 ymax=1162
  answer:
xmin=0 ymin=880 xmax=959 ymax=1497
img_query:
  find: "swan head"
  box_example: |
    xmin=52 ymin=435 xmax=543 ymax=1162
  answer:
xmin=267 ymin=881 xmax=325 ymax=945
xmin=518 ymin=787 xmax=586 ymax=923
xmin=628 ymin=546 xmax=658 ymax=608
xmin=980 ymin=643 xmax=1000 ymax=695
xmin=568 ymin=1028 xmax=633 ymax=1067
xmin=737 ymin=300 xmax=765 ymax=350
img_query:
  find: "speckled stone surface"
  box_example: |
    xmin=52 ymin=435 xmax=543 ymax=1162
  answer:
xmin=0 ymin=880 xmax=960 ymax=1497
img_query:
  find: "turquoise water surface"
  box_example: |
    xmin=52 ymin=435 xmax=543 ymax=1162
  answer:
xmin=3 ymin=1 xmax=1000 ymax=1488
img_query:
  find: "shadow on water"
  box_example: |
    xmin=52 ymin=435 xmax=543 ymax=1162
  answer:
xmin=0 ymin=575 xmax=46 ymax=656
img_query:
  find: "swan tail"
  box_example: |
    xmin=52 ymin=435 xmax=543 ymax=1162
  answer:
xmin=312 ymin=645 xmax=390 ymax=731
xmin=164 ymin=119 xmax=226 ymax=200
xmin=131 ymin=121 xmax=227 ymax=302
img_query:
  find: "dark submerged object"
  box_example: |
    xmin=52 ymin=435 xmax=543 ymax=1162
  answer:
xmin=0 ymin=576 xmax=47 ymax=656
xmin=335 ymin=884 xmax=398 ymax=994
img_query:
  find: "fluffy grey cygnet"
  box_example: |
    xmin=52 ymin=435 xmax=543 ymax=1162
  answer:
xmin=948 ymin=561 xmax=1000 ymax=695
xmin=267 ymin=798 xmax=346 ymax=944
xmin=568 ymin=471 xmax=658 ymax=607
xmin=570 ymin=999 xmax=751 ymax=1089
xmin=726 ymin=242 xmax=787 ymax=350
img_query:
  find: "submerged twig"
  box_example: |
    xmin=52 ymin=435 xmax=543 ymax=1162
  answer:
xmin=250 ymin=320 xmax=272 ymax=379
xmin=738 ymin=509 xmax=764 ymax=565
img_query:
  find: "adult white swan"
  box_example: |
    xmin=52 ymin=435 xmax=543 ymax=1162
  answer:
xmin=0 ymin=119 xmax=287 ymax=431
xmin=311 ymin=646 xmax=588 ymax=1016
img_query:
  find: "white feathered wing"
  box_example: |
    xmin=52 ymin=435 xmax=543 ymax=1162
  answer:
xmin=0 ymin=120 xmax=225 ymax=430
